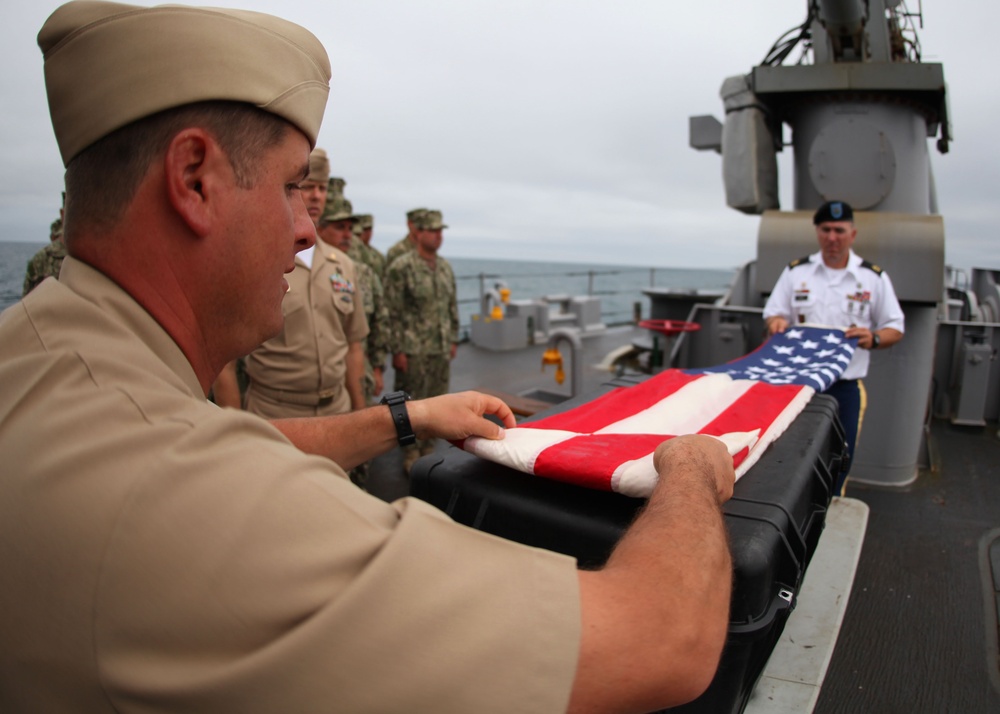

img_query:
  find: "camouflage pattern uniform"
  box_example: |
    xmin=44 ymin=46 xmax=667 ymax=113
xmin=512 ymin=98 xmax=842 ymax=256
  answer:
xmin=385 ymin=236 xmax=414 ymax=268
xmin=355 ymin=261 xmax=389 ymax=404
xmin=327 ymin=176 xmax=346 ymax=204
xmin=348 ymin=234 xmax=386 ymax=279
xmin=23 ymin=219 xmax=67 ymax=297
xmin=384 ymin=211 xmax=458 ymax=463
xmin=343 ymin=258 xmax=389 ymax=490
xmin=349 ymin=214 xmax=387 ymax=278
xmin=385 ymin=208 xmax=426 ymax=267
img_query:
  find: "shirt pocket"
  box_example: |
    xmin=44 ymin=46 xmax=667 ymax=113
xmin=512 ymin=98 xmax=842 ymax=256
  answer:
xmin=329 ymin=272 xmax=357 ymax=316
xmin=841 ymin=289 xmax=872 ymax=323
xmin=791 ymin=289 xmax=815 ymax=324
xmin=411 ymin=277 xmax=435 ymax=308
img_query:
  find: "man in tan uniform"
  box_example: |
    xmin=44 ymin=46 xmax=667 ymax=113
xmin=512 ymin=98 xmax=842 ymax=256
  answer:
xmin=0 ymin=3 xmax=736 ymax=713
xmin=215 ymin=148 xmax=368 ymax=417
xmin=319 ymin=196 xmax=390 ymax=490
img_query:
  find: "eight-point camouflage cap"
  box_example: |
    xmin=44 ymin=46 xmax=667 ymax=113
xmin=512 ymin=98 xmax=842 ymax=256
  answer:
xmin=406 ymin=208 xmax=428 ymax=222
xmin=320 ymin=197 xmax=353 ymax=224
xmin=353 ymin=214 xmax=374 ymax=229
xmin=327 ymin=177 xmax=347 ymax=203
xmin=38 ymin=1 xmax=331 ymax=166
xmin=417 ymin=210 xmax=448 ymax=230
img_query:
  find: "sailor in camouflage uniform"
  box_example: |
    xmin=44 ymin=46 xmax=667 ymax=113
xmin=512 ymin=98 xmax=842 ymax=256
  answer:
xmin=22 ymin=198 xmax=67 ymax=297
xmin=385 ymin=207 xmax=426 ymax=267
xmin=384 ymin=209 xmax=459 ymax=471
xmin=350 ymin=213 xmax=386 ymax=278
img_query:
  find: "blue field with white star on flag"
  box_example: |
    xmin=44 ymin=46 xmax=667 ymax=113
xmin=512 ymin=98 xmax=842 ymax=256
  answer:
xmin=684 ymin=325 xmax=858 ymax=391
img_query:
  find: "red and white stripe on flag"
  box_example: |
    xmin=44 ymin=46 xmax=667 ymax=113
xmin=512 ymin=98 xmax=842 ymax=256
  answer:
xmin=462 ymin=370 xmax=815 ymax=498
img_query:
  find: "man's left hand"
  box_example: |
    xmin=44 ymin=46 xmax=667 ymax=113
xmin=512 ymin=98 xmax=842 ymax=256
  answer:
xmin=845 ymin=326 xmax=876 ymax=349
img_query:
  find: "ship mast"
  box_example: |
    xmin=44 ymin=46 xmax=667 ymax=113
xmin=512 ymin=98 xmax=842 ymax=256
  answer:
xmin=691 ymin=0 xmax=949 ymax=487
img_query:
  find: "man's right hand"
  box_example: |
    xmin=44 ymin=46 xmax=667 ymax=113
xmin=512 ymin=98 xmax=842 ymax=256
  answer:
xmin=766 ymin=316 xmax=789 ymax=336
xmin=653 ymin=434 xmax=735 ymax=504
xmin=571 ymin=433 xmax=735 ymax=713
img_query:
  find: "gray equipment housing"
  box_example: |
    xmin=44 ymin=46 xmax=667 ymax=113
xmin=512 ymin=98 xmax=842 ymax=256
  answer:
xmin=684 ymin=0 xmax=1000 ymax=487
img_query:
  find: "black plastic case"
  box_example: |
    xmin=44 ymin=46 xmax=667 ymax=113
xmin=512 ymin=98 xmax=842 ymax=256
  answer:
xmin=410 ymin=376 xmax=845 ymax=714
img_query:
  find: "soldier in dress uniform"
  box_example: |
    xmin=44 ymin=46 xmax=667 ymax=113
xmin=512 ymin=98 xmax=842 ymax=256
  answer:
xmin=763 ymin=200 xmax=904 ymax=491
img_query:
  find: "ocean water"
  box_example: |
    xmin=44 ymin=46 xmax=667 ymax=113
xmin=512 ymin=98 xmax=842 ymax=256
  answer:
xmin=0 ymin=241 xmax=42 ymax=311
xmin=0 ymin=242 xmax=735 ymax=331
xmin=448 ymin=256 xmax=734 ymax=338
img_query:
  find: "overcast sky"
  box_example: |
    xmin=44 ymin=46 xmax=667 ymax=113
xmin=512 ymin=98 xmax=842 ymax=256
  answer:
xmin=1 ymin=0 xmax=997 ymax=272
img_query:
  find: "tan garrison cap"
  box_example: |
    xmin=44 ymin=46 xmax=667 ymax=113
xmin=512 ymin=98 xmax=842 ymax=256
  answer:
xmin=39 ymin=1 xmax=332 ymax=166
xmin=320 ymin=197 xmax=353 ymax=224
xmin=307 ymin=149 xmax=330 ymax=184
xmin=418 ymin=210 xmax=448 ymax=230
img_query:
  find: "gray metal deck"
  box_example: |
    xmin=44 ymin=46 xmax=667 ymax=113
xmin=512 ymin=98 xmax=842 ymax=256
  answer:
xmin=818 ymin=420 xmax=1000 ymax=713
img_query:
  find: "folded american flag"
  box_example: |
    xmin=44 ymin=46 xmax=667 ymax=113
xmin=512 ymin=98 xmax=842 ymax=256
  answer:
xmin=463 ymin=326 xmax=856 ymax=497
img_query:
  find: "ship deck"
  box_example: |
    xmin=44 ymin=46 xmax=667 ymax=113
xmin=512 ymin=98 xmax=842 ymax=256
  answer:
xmin=819 ymin=419 xmax=1000 ymax=713
xmin=368 ymin=326 xmax=1000 ymax=712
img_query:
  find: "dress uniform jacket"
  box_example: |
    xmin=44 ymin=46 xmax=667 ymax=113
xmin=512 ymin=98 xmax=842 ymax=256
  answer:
xmin=763 ymin=249 xmax=905 ymax=380
xmin=0 ymin=257 xmax=581 ymax=713
xmin=245 ymin=239 xmax=368 ymax=417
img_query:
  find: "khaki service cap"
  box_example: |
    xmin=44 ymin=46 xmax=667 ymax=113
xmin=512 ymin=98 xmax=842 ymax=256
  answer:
xmin=39 ymin=1 xmax=332 ymax=166
xmin=307 ymin=149 xmax=330 ymax=184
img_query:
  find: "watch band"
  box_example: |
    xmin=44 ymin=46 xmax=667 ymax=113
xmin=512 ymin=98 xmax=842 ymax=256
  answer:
xmin=872 ymin=332 xmax=881 ymax=349
xmin=380 ymin=391 xmax=415 ymax=446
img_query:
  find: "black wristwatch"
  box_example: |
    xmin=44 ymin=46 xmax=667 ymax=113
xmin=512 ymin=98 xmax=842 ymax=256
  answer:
xmin=871 ymin=332 xmax=881 ymax=349
xmin=380 ymin=391 xmax=415 ymax=446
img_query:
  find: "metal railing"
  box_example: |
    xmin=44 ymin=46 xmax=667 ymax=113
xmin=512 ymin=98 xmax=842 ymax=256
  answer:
xmin=455 ymin=267 xmax=733 ymax=340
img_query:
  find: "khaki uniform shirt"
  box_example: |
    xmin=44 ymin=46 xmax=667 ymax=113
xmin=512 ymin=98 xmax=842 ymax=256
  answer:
xmin=0 ymin=257 xmax=581 ymax=713
xmin=245 ymin=239 xmax=368 ymax=417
